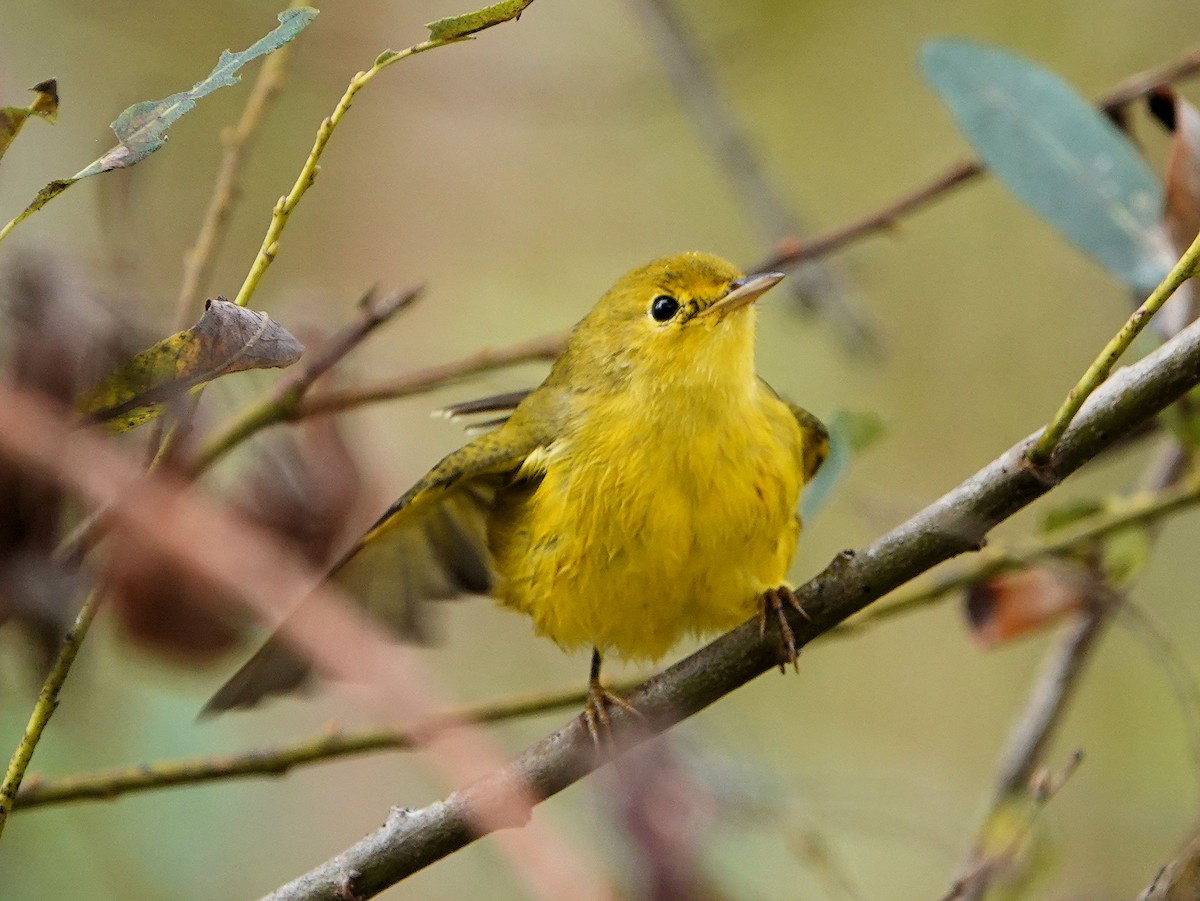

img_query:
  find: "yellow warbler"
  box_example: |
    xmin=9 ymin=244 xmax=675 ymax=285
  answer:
xmin=206 ymin=252 xmax=828 ymax=737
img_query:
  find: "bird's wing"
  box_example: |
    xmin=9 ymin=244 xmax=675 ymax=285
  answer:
xmin=202 ymin=420 xmax=554 ymax=714
xmin=787 ymin=401 xmax=830 ymax=483
xmin=757 ymin=377 xmax=829 ymax=482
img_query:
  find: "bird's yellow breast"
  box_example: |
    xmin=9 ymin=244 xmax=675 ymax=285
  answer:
xmin=487 ymin=378 xmax=808 ymax=661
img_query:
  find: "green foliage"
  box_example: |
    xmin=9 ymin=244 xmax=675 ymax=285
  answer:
xmin=922 ymin=39 xmax=1169 ymax=293
xmin=78 ymin=301 xmax=304 ymax=432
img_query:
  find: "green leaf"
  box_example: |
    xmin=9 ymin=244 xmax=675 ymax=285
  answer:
xmin=1102 ymin=524 xmax=1152 ymax=586
xmin=79 ymin=300 xmax=304 ymax=432
xmin=921 ymin=39 xmax=1170 ymax=293
xmin=0 ymin=8 xmax=317 ymax=238
xmin=800 ymin=410 xmax=886 ymax=521
xmin=0 ymin=79 xmax=58 ymax=164
xmin=1040 ymin=498 xmax=1106 ymax=534
xmin=426 ymin=0 xmax=535 ymax=41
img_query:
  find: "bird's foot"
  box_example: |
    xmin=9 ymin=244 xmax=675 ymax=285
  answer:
xmin=758 ymin=585 xmax=811 ymax=674
xmin=583 ymin=683 xmax=643 ymax=753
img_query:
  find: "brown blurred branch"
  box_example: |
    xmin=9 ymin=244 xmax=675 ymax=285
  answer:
xmin=172 ymin=2 xmax=302 ymax=329
xmin=627 ymin=0 xmax=878 ymax=352
xmin=754 ymin=45 xmax=1200 ymax=273
xmin=13 ymin=679 xmax=638 ymax=812
xmin=260 ymin=275 xmax=1200 ymax=899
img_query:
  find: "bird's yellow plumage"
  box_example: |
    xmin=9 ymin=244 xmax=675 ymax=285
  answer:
xmin=205 ymin=252 xmax=827 ymax=727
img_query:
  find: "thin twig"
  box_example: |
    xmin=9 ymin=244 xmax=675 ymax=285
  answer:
xmin=627 ymin=0 xmax=877 ymax=353
xmin=189 ymin=285 xmax=424 ymax=473
xmin=939 ymin=751 xmax=1085 ymax=901
xmin=172 ymin=0 xmax=302 ymax=329
xmin=0 ymin=587 xmax=102 ymax=838
xmin=752 ymin=161 xmax=981 ymax=272
xmin=158 ymin=11 xmax=526 ymax=467
xmin=13 ymin=679 xmax=639 ymax=812
xmin=1138 ymin=829 xmax=1200 ymax=900
xmin=293 ymin=331 xmax=566 ymax=419
xmin=1028 ymin=228 xmax=1200 ymax=465
xmin=754 ymin=46 xmax=1200 ymax=273
xmin=259 ymin=281 xmax=1200 ymax=900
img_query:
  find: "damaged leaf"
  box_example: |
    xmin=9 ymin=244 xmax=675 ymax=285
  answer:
xmin=0 ymin=79 xmax=58 ymax=164
xmin=426 ymin=0 xmax=535 ymax=41
xmin=79 ymin=299 xmax=304 ymax=431
xmin=0 ymin=8 xmax=317 ymax=238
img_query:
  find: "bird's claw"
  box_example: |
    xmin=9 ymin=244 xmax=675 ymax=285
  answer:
xmin=583 ymin=684 xmax=643 ymax=754
xmin=759 ymin=586 xmax=810 ymax=673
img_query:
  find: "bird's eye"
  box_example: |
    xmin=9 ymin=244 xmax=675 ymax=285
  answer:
xmin=649 ymin=295 xmax=680 ymax=322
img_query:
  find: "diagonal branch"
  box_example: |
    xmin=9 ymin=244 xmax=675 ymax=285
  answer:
xmin=261 ymin=280 xmax=1200 ymax=900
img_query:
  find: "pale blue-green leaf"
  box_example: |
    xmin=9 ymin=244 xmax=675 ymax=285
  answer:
xmin=921 ymin=39 xmax=1170 ymax=294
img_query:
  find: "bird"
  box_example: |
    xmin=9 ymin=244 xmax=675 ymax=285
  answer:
xmin=204 ymin=252 xmax=828 ymax=743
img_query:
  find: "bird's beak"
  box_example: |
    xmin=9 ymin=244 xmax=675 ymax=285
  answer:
xmin=705 ymin=271 xmax=786 ymax=318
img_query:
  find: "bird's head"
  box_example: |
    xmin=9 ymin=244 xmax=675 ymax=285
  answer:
xmin=562 ymin=252 xmax=784 ymax=394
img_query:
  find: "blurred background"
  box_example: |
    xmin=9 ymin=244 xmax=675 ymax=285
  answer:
xmin=1 ymin=0 xmax=1199 ymax=898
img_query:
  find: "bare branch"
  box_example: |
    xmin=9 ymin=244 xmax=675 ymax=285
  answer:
xmin=293 ymin=331 xmax=566 ymax=419
xmin=13 ymin=679 xmax=638 ymax=812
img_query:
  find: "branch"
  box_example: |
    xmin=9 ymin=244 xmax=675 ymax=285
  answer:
xmin=22 ymin=459 xmax=1200 ymax=813
xmin=843 ymin=461 xmax=1200 ymax=634
xmin=627 ymin=0 xmax=878 ymax=352
xmin=293 ymin=331 xmax=566 ymax=418
xmin=753 ymin=45 xmax=1200 ymax=273
xmin=944 ymin=438 xmax=1193 ymax=900
xmin=0 ymin=587 xmax=102 ymax=839
xmin=261 ymin=281 xmax=1200 ymax=899
xmin=1029 ymin=227 xmax=1200 ymax=464
xmin=12 ymin=679 xmax=638 ymax=812
xmin=939 ymin=751 xmax=1085 ymax=901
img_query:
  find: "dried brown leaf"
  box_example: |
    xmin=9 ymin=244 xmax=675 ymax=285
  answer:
xmin=79 ymin=299 xmax=304 ymax=431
